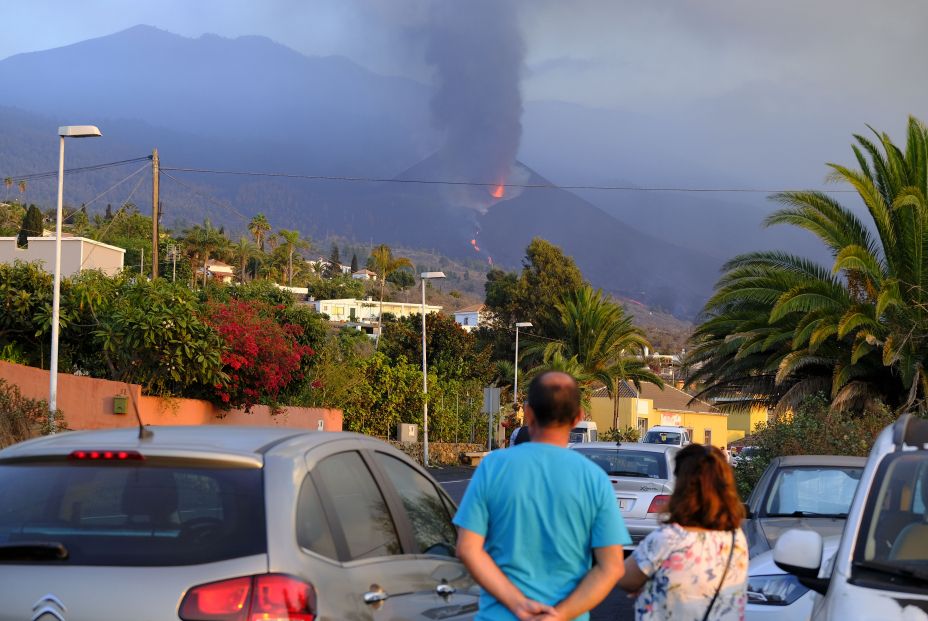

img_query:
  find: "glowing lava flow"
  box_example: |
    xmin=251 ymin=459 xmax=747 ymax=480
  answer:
xmin=490 ymin=183 xmax=506 ymax=199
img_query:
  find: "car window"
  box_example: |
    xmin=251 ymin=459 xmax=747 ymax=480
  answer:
xmin=0 ymin=463 xmax=265 ymax=566
xmin=643 ymin=430 xmax=681 ymax=445
xmin=373 ymin=453 xmax=457 ymax=556
xmin=573 ymin=448 xmax=668 ymax=479
xmin=763 ymin=466 xmax=862 ymax=517
xmin=313 ymin=451 xmax=401 ymax=560
xmin=296 ymin=475 xmax=338 ymax=559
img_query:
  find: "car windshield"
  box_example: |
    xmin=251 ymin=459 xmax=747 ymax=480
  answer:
xmin=643 ymin=430 xmax=681 ymax=445
xmin=0 ymin=462 xmax=265 ymax=566
xmin=763 ymin=465 xmax=862 ymax=517
xmin=574 ymin=448 xmax=668 ymax=480
xmin=854 ymin=453 xmax=928 ymax=574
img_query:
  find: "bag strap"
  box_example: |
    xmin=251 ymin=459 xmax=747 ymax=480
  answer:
xmin=701 ymin=530 xmax=737 ymax=621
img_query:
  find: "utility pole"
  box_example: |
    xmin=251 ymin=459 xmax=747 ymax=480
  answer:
xmin=151 ymin=148 xmax=159 ymax=279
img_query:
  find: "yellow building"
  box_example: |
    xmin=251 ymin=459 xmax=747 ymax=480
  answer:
xmin=589 ymin=381 xmax=729 ymax=449
xmin=717 ymin=400 xmax=771 ymax=445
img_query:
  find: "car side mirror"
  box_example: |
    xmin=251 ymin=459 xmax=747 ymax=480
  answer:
xmin=773 ymin=529 xmax=830 ymax=595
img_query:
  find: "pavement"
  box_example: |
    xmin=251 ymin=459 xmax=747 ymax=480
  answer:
xmin=431 ymin=466 xmax=636 ymax=620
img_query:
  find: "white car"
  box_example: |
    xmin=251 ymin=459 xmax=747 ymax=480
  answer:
xmin=641 ymin=425 xmax=691 ymax=447
xmin=745 ymin=537 xmax=839 ymax=620
xmin=773 ymin=414 xmax=928 ymax=620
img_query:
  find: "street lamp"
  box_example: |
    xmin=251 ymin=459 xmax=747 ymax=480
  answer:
xmin=420 ymin=271 xmax=446 ymax=466
xmin=49 ymin=125 xmax=102 ymax=431
xmin=513 ymin=322 xmax=532 ymax=407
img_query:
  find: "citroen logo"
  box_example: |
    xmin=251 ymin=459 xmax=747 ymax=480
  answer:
xmin=32 ymin=594 xmax=66 ymax=621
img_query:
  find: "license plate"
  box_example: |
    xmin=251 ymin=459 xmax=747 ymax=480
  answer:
xmin=618 ymin=499 xmax=632 ymax=511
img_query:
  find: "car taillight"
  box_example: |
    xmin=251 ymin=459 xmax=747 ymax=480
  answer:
xmin=69 ymin=450 xmax=143 ymax=461
xmin=179 ymin=574 xmax=316 ymax=621
xmin=647 ymin=495 xmax=670 ymax=514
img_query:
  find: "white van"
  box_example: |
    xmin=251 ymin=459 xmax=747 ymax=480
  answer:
xmin=569 ymin=421 xmax=598 ymax=444
xmin=642 ymin=425 xmax=692 ymax=447
xmin=772 ymin=414 xmax=928 ymax=620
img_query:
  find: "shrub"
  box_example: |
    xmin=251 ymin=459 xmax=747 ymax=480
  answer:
xmin=601 ymin=426 xmax=641 ymax=443
xmin=0 ymin=379 xmax=65 ymax=447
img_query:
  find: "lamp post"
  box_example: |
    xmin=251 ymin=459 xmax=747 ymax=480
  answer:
xmin=420 ymin=271 xmax=446 ymax=466
xmin=513 ymin=322 xmax=532 ymax=407
xmin=49 ymin=125 xmax=102 ymax=432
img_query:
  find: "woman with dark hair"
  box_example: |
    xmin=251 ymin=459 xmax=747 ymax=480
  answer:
xmin=616 ymin=444 xmax=748 ymax=620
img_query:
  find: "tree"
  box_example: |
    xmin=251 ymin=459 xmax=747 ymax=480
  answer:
xmin=328 ymin=243 xmax=341 ymax=269
xmin=183 ymin=220 xmax=228 ymax=288
xmin=278 ymin=229 xmax=310 ymax=286
xmin=0 ymin=202 xmax=25 ymax=236
xmin=17 ymin=205 xmax=43 ymax=248
xmin=248 ymin=213 xmax=271 ymax=251
xmin=688 ymin=117 xmax=928 ymax=414
xmin=525 ymin=286 xmax=663 ymax=417
xmin=386 ymin=268 xmax=415 ymax=295
xmin=368 ymin=244 xmax=413 ymax=347
xmin=231 ymin=237 xmax=260 ymax=284
xmin=2 ymin=177 xmax=12 ymax=200
xmin=350 ymin=253 xmax=359 ymax=273
xmin=306 ymin=275 xmax=365 ymax=300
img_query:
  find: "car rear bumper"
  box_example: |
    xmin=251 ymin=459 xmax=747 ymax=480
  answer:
xmin=621 ymin=516 xmax=662 ymax=551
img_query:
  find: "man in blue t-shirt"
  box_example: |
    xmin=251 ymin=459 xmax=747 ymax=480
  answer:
xmin=454 ymin=371 xmax=630 ymax=620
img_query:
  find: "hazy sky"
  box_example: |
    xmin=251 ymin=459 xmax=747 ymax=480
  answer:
xmin=2 ymin=0 xmax=925 ymax=187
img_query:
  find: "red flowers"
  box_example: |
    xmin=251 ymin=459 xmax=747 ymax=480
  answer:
xmin=207 ymin=299 xmax=314 ymax=411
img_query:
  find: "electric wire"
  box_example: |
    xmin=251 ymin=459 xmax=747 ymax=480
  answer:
xmin=3 ymin=156 xmax=152 ymax=182
xmin=80 ymin=171 xmax=149 ymax=269
xmin=159 ymin=169 xmax=251 ymax=223
xmin=159 ymin=165 xmax=857 ymax=194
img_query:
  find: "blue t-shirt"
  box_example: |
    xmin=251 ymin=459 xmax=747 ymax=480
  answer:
xmin=453 ymin=442 xmax=631 ymax=621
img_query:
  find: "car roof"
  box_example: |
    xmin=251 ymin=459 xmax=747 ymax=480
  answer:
xmin=773 ymin=454 xmax=868 ymax=467
xmin=646 ymin=426 xmax=686 ymax=431
xmin=571 ymin=441 xmax=679 ymax=454
xmin=0 ymin=426 xmax=356 ymax=461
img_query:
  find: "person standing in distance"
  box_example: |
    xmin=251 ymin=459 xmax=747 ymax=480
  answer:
xmin=454 ymin=371 xmax=630 ymax=620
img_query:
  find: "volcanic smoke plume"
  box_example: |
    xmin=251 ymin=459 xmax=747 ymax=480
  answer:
xmin=426 ymin=0 xmax=526 ymax=212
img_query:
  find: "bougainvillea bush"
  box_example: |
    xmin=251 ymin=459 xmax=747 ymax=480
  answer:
xmin=207 ymin=299 xmax=314 ymax=411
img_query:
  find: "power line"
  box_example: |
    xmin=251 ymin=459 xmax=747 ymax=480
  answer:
xmin=3 ymin=156 xmax=152 ymax=182
xmin=159 ymin=165 xmax=857 ymax=194
xmin=159 ymin=169 xmax=251 ymax=223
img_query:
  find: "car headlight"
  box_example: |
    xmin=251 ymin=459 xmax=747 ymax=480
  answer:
xmin=746 ymin=574 xmax=809 ymax=606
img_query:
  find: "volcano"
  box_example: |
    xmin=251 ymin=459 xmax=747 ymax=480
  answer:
xmin=343 ymin=153 xmax=721 ymax=317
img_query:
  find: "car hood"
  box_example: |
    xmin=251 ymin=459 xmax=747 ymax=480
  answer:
xmin=750 ymin=535 xmax=841 ymax=576
xmin=755 ymin=516 xmax=848 ymax=554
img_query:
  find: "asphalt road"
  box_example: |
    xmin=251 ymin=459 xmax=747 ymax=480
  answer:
xmin=431 ymin=467 xmax=636 ymax=621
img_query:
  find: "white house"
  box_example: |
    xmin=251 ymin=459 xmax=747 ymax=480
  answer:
xmin=351 ymin=269 xmax=378 ymax=281
xmin=453 ymin=304 xmax=488 ymax=332
xmin=0 ymin=236 xmax=124 ymax=276
xmin=307 ymin=257 xmax=351 ymax=275
xmin=200 ymin=259 xmax=235 ymax=283
xmin=306 ymin=297 xmax=441 ymax=323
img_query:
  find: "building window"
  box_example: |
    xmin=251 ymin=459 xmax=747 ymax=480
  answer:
xmin=637 ymin=417 xmax=649 ymax=437
xmin=463 ymin=317 xmax=469 ymax=325
xmin=704 ymin=429 xmax=712 ymax=446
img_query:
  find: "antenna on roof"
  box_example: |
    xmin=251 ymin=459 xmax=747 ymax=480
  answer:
xmin=125 ymin=387 xmax=153 ymax=441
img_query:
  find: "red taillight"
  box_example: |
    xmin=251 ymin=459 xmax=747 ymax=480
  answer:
xmin=179 ymin=574 xmax=316 ymax=621
xmin=69 ymin=450 xmax=143 ymax=461
xmin=647 ymin=495 xmax=670 ymax=514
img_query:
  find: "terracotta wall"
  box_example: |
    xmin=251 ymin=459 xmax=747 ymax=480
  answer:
xmin=0 ymin=361 xmax=342 ymax=432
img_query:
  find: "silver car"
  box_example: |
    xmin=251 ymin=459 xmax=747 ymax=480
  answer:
xmin=0 ymin=426 xmax=477 ymax=621
xmin=570 ymin=442 xmax=679 ymax=549
xmin=743 ymin=454 xmax=866 ymax=557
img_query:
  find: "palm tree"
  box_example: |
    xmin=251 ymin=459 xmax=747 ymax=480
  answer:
xmin=689 ymin=117 xmax=928 ymax=414
xmin=231 ymin=237 xmax=260 ymax=284
xmin=183 ymin=221 xmax=228 ymax=288
xmin=369 ymin=244 xmax=412 ymax=347
xmin=248 ymin=213 xmax=271 ymax=251
xmin=277 ymin=229 xmax=310 ymax=286
xmin=3 ymin=177 xmax=12 ymax=200
xmin=17 ymin=180 xmax=26 ymax=203
xmin=526 ymin=286 xmax=663 ymax=420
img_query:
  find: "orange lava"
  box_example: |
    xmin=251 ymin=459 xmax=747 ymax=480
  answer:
xmin=490 ymin=184 xmax=505 ymax=199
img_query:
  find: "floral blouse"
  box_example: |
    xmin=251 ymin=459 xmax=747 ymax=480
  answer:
xmin=631 ymin=524 xmax=748 ymax=621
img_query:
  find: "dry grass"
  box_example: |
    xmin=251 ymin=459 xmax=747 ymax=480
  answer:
xmin=0 ymin=379 xmax=64 ymax=448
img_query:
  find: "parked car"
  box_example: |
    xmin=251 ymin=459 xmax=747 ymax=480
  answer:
xmin=570 ymin=441 xmax=679 ymax=550
xmin=568 ymin=421 xmax=599 ymax=444
xmin=0 ymin=426 xmax=477 ymax=621
xmin=745 ymin=536 xmax=840 ymax=620
xmin=743 ymin=455 xmax=866 ymax=557
xmin=641 ymin=425 xmax=691 ymax=447
xmin=732 ymin=445 xmax=761 ymax=466
xmin=773 ymin=414 xmax=928 ymax=620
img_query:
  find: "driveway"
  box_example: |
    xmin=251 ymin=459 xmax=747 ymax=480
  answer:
xmin=432 ymin=466 xmax=636 ymax=620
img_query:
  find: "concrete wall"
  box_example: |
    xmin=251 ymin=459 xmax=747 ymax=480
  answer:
xmin=0 ymin=361 xmax=342 ymax=432
xmin=0 ymin=237 xmax=124 ymax=276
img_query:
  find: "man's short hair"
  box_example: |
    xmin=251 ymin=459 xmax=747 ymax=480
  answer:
xmin=527 ymin=371 xmax=581 ymax=427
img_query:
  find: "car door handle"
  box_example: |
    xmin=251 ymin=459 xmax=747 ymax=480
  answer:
xmin=363 ymin=587 xmax=389 ymax=605
xmin=436 ymin=583 xmax=456 ymax=597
